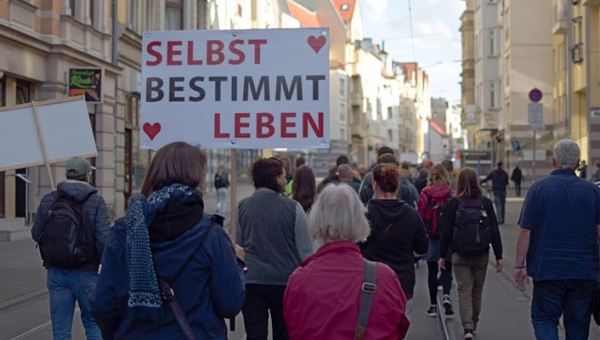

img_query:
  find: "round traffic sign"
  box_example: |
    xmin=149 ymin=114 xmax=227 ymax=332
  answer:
xmin=529 ymin=88 xmax=543 ymax=103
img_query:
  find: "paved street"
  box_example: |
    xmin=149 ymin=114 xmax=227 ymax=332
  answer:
xmin=1 ymin=184 xmax=599 ymax=339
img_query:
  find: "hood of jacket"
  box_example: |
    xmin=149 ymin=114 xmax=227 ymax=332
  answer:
xmin=145 ymin=191 xmax=211 ymax=283
xmin=57 ymin=180 xmax=97 ymax=203
xmin=367 ymin=199 xmax=411 ymax=225
xmin=422 ymin=184 xmax=453 ymax=198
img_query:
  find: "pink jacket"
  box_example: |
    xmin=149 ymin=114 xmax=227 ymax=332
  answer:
xmin=284 ymin=242 xmax=410 ymax=340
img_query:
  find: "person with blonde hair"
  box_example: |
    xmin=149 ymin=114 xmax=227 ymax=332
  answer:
xmin=284 ymin=184 xmax=410 ymax=339
xmin=439 ymin=167 xmax=503 ymax=339
xmin=418 ymin=164 xmax=455 ymax=318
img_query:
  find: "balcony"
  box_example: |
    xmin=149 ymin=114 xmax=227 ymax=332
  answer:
xmin=351 ymin=123 xmax=369 ymax=141
xmin=552 ymin=0 xmax=568 ymax=35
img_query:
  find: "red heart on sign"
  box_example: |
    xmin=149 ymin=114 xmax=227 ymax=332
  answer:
xmin=308 ymin=35 xmax=326 ymax=54
xmin=143 ymin=122 xmax=161 ymax=141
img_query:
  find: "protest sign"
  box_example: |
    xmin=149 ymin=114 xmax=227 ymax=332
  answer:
xmin=0 ymin=97 xmax=97 ymax=188
xmin=141 ymin=28 xmax=330 ymax=149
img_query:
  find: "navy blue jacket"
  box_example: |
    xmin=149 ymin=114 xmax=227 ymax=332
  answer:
xmin=31 ymin=180 xmax=111 ymax=271
xmin=90 ymin=210 xmax=245 ymax=339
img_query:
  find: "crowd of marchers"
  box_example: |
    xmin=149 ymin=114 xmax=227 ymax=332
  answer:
xmin=28 ymin=138 xmax=600 ymax=340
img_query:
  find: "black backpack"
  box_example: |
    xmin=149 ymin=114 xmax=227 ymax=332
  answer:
xmin=423 ymin=193 xmax=452 ymax=239
xmin=451 ymin=197 xmax=492 ymax=257
xmin=37 ymin=191 xmax=96 ymax=269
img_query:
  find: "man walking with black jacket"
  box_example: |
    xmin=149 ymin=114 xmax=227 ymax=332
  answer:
xmin=481 ymin=161 xmax=509 ymax=224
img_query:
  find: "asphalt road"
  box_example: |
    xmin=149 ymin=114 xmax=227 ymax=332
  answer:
xmin=1 ymin=184 xmax=597 ymax=340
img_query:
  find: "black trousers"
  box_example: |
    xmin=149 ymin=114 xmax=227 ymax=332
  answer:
xmin=242 ymin=284 xmax=289 ymax=340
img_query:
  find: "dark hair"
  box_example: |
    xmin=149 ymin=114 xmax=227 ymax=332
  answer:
xmin=141 ymin=142 xmax=207 ymax=196
xmin=400 ymin=161 xmax=410 ymax=170
xmin=295 ymin=157 xmax=306 ymax=168
xmin=377 ymin=153 xmax=398 ymax=165
xmin=372 ymin=163 xmax=400 ymax=193
xmin=377 ymin=146 xmax=394 ymax=157
xmin=252 ymin=158 xmax=284 ymax=191
xmin=456 ymin=168 xmax=483 ymax=199
xmin=279 ymin=156 xmax=292 ymax=172
xmin=328 ymin=165 xmax=338 ymax=176
xmin=66 ymin=171 xmax=88 ymax=182
xmin=336 ymin=155 xmax=350 ymax=166
xmin=292 ymin=165 xmax=316 ymax=212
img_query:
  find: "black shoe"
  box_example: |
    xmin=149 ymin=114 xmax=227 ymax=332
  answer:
xmin=463 ymin=329 xmax=474 ymax=339
xmin=426 ymin=305 xmax=437 ymax=317
xmin=442 ymin=295 xmax=454 ymax=317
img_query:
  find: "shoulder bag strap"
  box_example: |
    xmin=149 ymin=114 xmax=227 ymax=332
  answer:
xmin=157 ymin=276 xmax=198 ymax=340
xmin=355 ymin=260 xmax=377 ymax=340
xmin=362 ymin=223 xmax=393 ymax=255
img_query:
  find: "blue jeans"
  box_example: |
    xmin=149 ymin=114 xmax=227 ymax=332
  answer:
xmin=47 ymin=269 xmax=101 ymax=340
xmin=531 ymin=279 xmax=595 ymax=340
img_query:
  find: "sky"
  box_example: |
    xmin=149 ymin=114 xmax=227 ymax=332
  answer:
xmin=361 ymin=0 xmax=464 ymax=104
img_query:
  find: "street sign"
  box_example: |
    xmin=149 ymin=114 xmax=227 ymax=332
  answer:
xmin=529 ymin=88 xmax=543 ymax=103
xmin=528 ymin=103 xmax=543 ymax=123
xmin=510 ymin=138 xmax=522 ymax=152
xmin=531 ymin=123 xmax=546 ymax=132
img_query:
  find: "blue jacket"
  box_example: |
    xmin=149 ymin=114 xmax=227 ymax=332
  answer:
xmin=31 ymin=180 xmax=111 ymax=271
xmin=90 ymin=208 xmax=245 ymax=339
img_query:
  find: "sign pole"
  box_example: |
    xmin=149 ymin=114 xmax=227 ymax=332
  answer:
xmin=532 ymin=130 xmax=536 ymax=183
xmin=31 ymin=101 xmax=56 ymax=190
xmin=229 ymin=149 xmax=238 ymax=244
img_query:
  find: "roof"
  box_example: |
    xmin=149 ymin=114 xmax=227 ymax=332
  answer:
xmin=399 ymin=62 xmax=418 ymax=81
xmin=287 ymin=0 xmax=320 ymax=27
xmin=429 ymin=120 xmax=447 ymax=136
xmin=332 ymin=0 xmax=357 ymax=22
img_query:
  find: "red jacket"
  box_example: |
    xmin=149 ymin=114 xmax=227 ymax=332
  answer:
xmin=284 ymin=242 xmax=410 ymax=340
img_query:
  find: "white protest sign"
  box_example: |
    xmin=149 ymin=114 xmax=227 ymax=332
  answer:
xmin=0 ymin=97 xmax=97 ymax=172
xmin=141 ymin=28 xmax=330 ymax=149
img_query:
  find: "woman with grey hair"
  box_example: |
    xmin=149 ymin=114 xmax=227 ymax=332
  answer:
xmin=284 ymin=184 xmax=410 ymax=339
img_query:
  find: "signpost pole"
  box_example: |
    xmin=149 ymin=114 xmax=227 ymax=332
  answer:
xmin=532 ymin=130 xmax=536 ymax=183
xmin=31 ymin=101 xmax=56 ymax=190
xmin=229 ymin=149 xmax=238 ymax=244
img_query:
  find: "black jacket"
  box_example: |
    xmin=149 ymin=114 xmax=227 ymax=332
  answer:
xmin=439 ymin=194 xmax=503 ymax=260
xmin=481 ymin=169 xmax=509 ymax=192
xmin=361 ymin=199 xmax=429 ymax=297
xmin=511 ymin=168 xmax=523 ymax=184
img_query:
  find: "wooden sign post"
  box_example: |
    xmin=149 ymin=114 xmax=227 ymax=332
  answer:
xmin=31 ymin=101 xmax=55 ymax=190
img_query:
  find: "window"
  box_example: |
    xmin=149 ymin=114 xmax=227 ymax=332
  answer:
xmin=559 ymin=43 xmax=566 ymax=69
xmin=490 ymin=82 xmax=497 ymax=109
xmin=124 ymin=94 xmax=151 ymax=207
xmin=165 ymin=0 xmax=183 ymax=30
xmin=89 ymin=0 xmax=95 ymax=27
xmin=340 ymin=128 xmax=346 ymax=140
xmin=69 ymin=0 xmax=76 ymax=17
xmin=489 ymin=29 xmax=497 ymax=56
xmin=475 ymin=32 xmax=480 ymax=59
xmin=339 ymin=77 xmax=345 ymax=97
xmin=340 ymin=102 xmax=346 ymax=121
xmin=388 ymin=129 xmax=393 ymax=142
xmin=387 ymin=107 xmax=393 ymax=119
xmin=129 ymin=0 xmax=139 ymax=31
xmin=145 ymin=1 xmax=154 ymax=30
xmin=197 ymin=0 xmax=207 ymax=29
